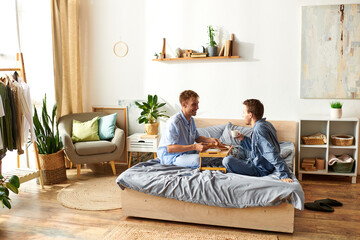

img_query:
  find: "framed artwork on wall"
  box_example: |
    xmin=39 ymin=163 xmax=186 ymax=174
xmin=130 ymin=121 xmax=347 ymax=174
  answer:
xmin=300 ymin=4 xmax=360 ymax=99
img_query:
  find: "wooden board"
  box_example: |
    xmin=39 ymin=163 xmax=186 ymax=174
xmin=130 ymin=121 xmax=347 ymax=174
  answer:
xmin=92 ymin=106 xmax=128 ymax=164
xmin=122 ymin=188 xmax=294 ymax=233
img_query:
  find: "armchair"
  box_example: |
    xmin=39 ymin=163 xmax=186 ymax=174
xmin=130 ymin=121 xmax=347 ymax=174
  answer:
xmin=58 ymin=112 xmax=126 ymax=179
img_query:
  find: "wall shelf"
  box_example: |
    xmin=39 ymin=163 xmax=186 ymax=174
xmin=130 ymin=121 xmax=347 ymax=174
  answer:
xmin=152 ymin=56 xmax=240 ymax=61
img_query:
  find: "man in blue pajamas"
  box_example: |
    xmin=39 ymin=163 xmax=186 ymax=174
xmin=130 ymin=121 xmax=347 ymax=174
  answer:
xmin=222 ymin=99 xmax=293 ymax=183
xmin=157 ymin=90 xmax=220 ymax=168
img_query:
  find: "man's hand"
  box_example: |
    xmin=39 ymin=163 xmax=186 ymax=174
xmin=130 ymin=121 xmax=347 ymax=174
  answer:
xmin=234 ymin=133 xmax=245 ymax=141
xmin=194 ymin=143 xmax=208 ymax=152
xmin=208 ymin=138 xmax=221 ymax=145
xmin=280 ymin=178 xmax=293 ymax=183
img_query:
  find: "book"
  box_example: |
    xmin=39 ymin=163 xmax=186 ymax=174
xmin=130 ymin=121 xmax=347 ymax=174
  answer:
xmin=224 ymin=40 xmax=231 ymax=56
xmin=218 ymin=44 xmax=225 ymax=56
xmin=191 ymin=53 xmax=207 ymax=58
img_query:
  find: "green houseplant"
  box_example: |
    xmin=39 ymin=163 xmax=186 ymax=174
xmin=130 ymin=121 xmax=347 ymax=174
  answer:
xmin=0 ymin=174 xmax=20 ymax=209
xmin=33 ymin=95 xmax=66 ymax=184
xmin=330 ymin=101 xmax=343 ymax=119
xmin=135 ymin=94 xmax=169 ymax=135
xmin=207 ymin=25 xmax=217 ymax=57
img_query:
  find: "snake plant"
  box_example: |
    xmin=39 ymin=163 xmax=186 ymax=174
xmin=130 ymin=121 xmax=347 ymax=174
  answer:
xmin=33 ymin=95 xmax=63 ymax=154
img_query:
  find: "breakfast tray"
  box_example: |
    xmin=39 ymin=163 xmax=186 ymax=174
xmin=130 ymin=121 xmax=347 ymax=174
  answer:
xmin=199 ymin=144 xmax=233 ymax=173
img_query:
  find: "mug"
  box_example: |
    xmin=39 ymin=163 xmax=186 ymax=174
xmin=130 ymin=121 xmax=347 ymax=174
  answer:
xmin=231 ymin=130 xmax=240 ymax=138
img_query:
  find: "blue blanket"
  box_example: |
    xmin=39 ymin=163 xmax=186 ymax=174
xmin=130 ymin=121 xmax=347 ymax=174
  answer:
xmin=116 ymin=157 xmax=304 ymax=210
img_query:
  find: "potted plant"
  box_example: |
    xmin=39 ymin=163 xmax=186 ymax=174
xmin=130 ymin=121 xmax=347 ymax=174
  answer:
xmin=0 ymin=174 xmax=20 ymax=209
xmin=330 ymin=101 xmax=343 ymax=119
xmin=135 ymin=94 xmax=169 ymax=135
xmin=33 ymin=95 xmax=66 ymax=185
xmin=207 ymin=25 xmax=217 ymax=57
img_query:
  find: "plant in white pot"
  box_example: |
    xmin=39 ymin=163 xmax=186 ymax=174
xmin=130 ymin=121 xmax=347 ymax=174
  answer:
xmin=135 ymin=95 xmax=169 ymax=135
xmin=330 ymin=101 xmax=343 ymax=119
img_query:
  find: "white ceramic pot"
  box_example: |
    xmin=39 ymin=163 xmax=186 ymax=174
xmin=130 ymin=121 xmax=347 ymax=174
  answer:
xmin=330 ymin=108 xmax=342 ymax=119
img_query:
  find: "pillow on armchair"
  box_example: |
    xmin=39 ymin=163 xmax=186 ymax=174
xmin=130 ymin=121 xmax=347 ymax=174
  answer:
xmin=98 ymin=113 xmax=117 ymax=140
xmin=71 ymin=117 xmax=100 ymax=142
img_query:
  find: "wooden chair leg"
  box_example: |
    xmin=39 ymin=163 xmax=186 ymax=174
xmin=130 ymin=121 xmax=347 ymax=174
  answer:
xmin=128 ymin=152 xmax=132 ymax=168
xmin=70 ymin=161 xmax=73 ymax=169
xmin=110 ymin=161 xmax=116 ymax=175
xmin=77 ymin=164 xmax=81 ymax=179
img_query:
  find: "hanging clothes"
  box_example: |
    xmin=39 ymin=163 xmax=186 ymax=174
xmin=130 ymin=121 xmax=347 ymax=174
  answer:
xmin=0 ymin=79 xmax=14 ymax=152
xmin=18 ymin=77 xmax=36 ymax=143
xmin=0 ymin=96 xmax=4 ymax=151
xmin=9 ymin=77 xmax=24 ymax=154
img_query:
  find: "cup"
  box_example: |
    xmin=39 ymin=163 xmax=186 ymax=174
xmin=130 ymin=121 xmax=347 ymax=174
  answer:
xmin=231 ymin=130 xmax=240 ymax=138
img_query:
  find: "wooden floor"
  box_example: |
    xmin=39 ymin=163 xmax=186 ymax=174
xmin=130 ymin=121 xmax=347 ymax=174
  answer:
xmin=0 ymin=166 xmax=359 ymax=240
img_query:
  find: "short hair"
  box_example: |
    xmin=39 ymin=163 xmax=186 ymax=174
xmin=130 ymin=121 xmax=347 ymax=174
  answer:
xmin=179 ymin=90 xmax=199 ymax=104
xmin=243 ymin=99 xmax=264 ymax=120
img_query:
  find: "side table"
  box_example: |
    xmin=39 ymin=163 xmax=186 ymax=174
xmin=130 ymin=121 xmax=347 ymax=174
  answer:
xmin=127 ymin=133 xmax=160 ymax=168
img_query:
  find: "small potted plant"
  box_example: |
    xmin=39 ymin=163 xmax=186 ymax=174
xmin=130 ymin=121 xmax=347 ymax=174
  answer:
xmin=207 ymin=25 xmax=217 ymax=57
xmin=135 ymin=94 xmax=169 ymax=135
xmin=330 ymin=101 xmax=343 ymax=119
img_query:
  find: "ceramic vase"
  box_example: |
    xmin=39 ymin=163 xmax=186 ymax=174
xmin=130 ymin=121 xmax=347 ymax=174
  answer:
xmin=330 ymin=108 xmax=342 ymax=119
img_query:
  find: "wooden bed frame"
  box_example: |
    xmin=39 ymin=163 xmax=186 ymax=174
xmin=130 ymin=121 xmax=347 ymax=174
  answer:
xmin=121 ymin=118 xmax=297 ymax=233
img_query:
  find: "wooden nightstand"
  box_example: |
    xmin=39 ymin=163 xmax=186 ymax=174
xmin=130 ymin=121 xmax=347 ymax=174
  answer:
xmin=127 ymin=133 xmax=160 ymax=168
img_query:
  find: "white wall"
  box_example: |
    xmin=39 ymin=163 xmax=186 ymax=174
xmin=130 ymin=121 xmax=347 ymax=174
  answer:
xmin=80 ymin=0 xmax=360 ymax=124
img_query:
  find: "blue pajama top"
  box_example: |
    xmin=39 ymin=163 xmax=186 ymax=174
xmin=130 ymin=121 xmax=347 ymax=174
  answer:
xmin=241 ymin=118 xmax=291 ymax=179
xmin=157 ymin=111 xmax=200 ymax=165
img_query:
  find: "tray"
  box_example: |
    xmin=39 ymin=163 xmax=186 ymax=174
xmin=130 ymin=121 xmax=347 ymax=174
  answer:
xmin=199 ymin=144 xmax=233 ymax=172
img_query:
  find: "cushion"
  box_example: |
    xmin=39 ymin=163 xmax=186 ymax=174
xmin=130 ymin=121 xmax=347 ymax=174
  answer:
xmin=71 ymin=117 xmax=100 ymax=142
xmin=219 ymin=122 xmax=252 ymax=146
xmin=98 ymin=113 xmax=117 ymax=140
xmin=197 ymin=124 xmax=226 ymax=139
xmin=74 ymin=141 xmax=116 ymax=156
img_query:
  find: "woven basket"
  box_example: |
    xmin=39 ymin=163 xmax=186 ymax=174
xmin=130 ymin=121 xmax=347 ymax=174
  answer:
xmin=331 ymin=161 xmax=355 ymax=173
xmin=331 ymin=134 xmax=354 ymax=146
xmin=38 ymin=149 xmax=67 ymax=185
xmin=301 ymin=136 xmax=326 ymax=145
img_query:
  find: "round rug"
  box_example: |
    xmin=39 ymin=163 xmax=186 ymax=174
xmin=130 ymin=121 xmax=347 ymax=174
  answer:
xmin=57 ymin=176 xmax=122 ymax=210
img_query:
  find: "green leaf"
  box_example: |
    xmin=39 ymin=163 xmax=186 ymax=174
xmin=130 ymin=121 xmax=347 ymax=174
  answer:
xmin=9 ymin=176 xmax=20 ymax=188
xmin=147 ymin=95 xmax=153 ymax=106
xmin=6 ymin=182 xmax=18 ymax=194
xmin=2 ymin=197 xmax=11 ymax=209
xmin=0 ymin=186 xmax=9 ymax=196
xmin=157 ymin=102 xmax=166 ymax=108
xmin=153 ymin=95 xmax=158 ymax=105
xmin=0 ymin=174 xmax=3 ymax=179
xmin=151 ymin=112 xmax=157 ymax=119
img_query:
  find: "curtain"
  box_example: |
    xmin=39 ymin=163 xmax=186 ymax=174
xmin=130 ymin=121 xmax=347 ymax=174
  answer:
xmin=51 ymin=0 xmax=82 ymax=117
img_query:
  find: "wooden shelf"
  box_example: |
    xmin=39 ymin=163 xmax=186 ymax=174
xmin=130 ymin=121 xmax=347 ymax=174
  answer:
xmin=152 ymin=56 xmax=240 ymax=61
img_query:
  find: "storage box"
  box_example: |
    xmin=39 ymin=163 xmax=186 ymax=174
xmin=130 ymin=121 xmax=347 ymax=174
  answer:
xmin=331 ymin=161 xmax=355 ymax=173
xmin=331 ymin=134 xmax=354 ymax=146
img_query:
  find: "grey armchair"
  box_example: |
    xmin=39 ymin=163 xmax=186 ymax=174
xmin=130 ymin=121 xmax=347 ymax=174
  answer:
xmin=58 ymin=112 xmax=126 ymax=179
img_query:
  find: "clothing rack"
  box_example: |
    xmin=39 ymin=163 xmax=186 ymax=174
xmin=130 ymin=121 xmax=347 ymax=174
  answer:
xmin=0 ymin=53 xmax=44 ymax=189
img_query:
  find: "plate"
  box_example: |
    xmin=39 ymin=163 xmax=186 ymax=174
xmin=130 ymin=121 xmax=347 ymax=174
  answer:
xmin=205 ymin=148 xmax=221 ymax=153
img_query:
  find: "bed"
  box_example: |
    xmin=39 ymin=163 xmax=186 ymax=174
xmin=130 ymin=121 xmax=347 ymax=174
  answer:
xmin=117 ymin=118 xmax=304 ymax=233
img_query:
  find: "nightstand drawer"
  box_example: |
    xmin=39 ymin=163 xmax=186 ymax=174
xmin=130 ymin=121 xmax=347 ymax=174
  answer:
xmin=127 ymin=133 xmax=160 ymax=152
